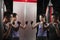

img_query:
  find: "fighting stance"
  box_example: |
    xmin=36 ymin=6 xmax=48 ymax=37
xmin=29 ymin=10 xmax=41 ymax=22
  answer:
xmin=3 ymin=12 xmax=12 ymax=40
xmin=31 ymin=14 xmax=49 ymax=40
xmin=11 ymin=13 xmax=27 ymax=40
xmin=48 ymin=14 xmax=60 ymax=40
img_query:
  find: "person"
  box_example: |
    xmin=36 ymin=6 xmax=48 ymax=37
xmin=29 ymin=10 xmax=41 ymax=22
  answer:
xmin=54 ymin=14 xmax=60 ymax=40
xmin=3 ymin=12 xmax=12 ymax=40
xmin=11 ymin=13 xmax=27 ymax=40
xmin=48 ymin=14 xmax=60 ymax=40
xmin=31 ymin=14 xmax=48 ymax=40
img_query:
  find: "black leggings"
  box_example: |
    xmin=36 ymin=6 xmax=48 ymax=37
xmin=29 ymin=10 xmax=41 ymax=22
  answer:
xmin=12 ymin=37 xmax=19 ymax=40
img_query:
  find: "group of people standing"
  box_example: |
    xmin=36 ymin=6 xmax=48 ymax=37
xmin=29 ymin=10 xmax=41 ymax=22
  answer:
xmin=32 ymin=14 xmax=60 ymax=40
xmin=3 ymin=12 xmax=27 ymax=40
xmin=3 ymin=11 xmax=60 ymax=40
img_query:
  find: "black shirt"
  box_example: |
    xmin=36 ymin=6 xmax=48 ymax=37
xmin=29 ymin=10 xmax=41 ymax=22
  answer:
xmin=3 ymin=23 xmax=12 ymax=40
xmin=49 ymin=23 xmax=57 ymax=40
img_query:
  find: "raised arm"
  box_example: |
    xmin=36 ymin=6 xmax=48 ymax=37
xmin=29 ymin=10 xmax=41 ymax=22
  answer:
xmin=20 ymin=21 xmax=28 ymax=29
xmin=31 ymin=21 xmax=39 ymax=29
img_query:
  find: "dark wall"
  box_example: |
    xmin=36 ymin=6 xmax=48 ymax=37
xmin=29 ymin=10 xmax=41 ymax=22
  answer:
xmin=37 ymin=0 xmax=49 ymax=22
xmin=4 ymin=0 xmax=13 ymax=13
xmin=37 ymin=0 xmax=60 ymax=22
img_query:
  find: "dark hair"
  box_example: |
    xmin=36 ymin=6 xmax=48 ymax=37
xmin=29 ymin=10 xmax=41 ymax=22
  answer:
xmin=39 ymin=14 xmax=45 ymax=18
xmin=52 ymin=13 xmax=59 ymax=23
xmin=12 ymin=13 xmax=17 ymax=17
xmin=52 ymin=12 xmax=59 ymax=19
xmin=4 ymin=11 xmax=11 ymax=18
xmin=3 ymin=11 xmax=11 ymax=22
xmin=52 ymin=13 xmax=58 ymax=19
